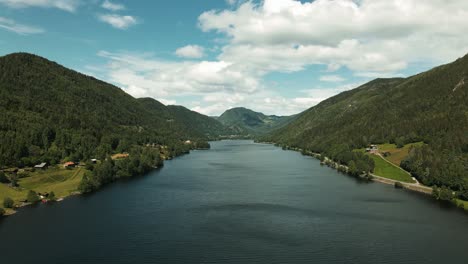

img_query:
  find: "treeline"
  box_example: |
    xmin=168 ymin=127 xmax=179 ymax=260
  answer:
xmin=401 ymin=145 xmax=468 ymax=200
xmin=287 ymin=143 xmax=375 ymax=177
xmin=266 ymin=54 xmax=468 ymax=201
xmin=0 ymin=125 xmax=200 ymax=168
xmin=0 ymin=53 xmax=217 ymax=169
xmin=320 ymin=144 xmax=375 ymax=176
xmin=79 ymin=147 xmax=164 ymax=193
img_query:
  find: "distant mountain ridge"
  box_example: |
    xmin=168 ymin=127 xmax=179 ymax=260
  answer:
xmin=216 ymin=107 xmax=296 ymax=136
xmin=166 ymin=105 xmax=234 ymax=138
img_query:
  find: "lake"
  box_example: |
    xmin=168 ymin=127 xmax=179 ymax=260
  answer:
xmin=1 ymin=140 xmax=467 ymax=264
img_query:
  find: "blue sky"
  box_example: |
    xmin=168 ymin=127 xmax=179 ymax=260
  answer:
xmin=1 ymin=0 xmax=468 ymax=115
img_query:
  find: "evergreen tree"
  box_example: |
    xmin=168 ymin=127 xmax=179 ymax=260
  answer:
xmin=0 ymin=171 xmax=9 ymax=183
xmin=3 ymin=197 xmax=14 ymax=208
xmin=48 ymin=192 xmax=56 ymax=201
xmin=27 ymin=190 xmax=40 ymax=204
xmin=348 ymin=160 xmax=358 ymax=176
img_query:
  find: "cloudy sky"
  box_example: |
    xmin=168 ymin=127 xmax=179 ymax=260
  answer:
xmin=1 ymin=0 xmax=468 ymax=116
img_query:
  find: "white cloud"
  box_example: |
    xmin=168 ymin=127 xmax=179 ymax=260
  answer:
xmin=185 ymin=80 xmax=368 ymax=116
xmin=0 ymin=0 xmax=80 ymax=12
xmin=90 ymin=51 xmax=365 ymax=116
xmin=0 ymin=16 xmax=44 ymax=35
xmin=91 ymin=0 xmax=468 ymax=116
xmin=175 ymin=45 xmax=205 ymax=59
xmin=225 ymin=0 xmax=243 ymax=6
xmin=320 ymin=75 xmax=345 ymax=82
xmin=199 ymin=0 xmax=468 ymax=77
xmin=189 ymin=89 xmax=347 ymax=116
xmin=159 ymin=98 xmax=177 ymax=106
xmin=101 ymin=0 xmax=124 ymax=11
xmin=98 ymin=14 xmax=137 ymax=29
xmin=95 ymin=50 xmax=260 ymax=98
xmin=301 ymin=82 xmax=363 ymax=100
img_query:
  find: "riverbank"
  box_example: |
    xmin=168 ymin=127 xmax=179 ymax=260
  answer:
xmin=323 ymin=156 xmax=432 ymax=195
xmin=271 ymin=143 xmax=468 ymax=212
xmin=271 ymin=143 xmax=434 ymax=195
xmin=3 ymin=139 xmax=468 ymax=264
xmin=0 ymin=166 xmax=87 ymax=216
xmin=370 ymin=174 xmax=432 ymax=194
xmin=2 ymin=192 xmax=79 ymax=216
xmin=1 ymin=145 xmax=211 ymax=218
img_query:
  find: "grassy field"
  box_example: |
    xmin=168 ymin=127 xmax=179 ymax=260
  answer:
xmin=1 ymin=166 xmax=86 ymax=210
xmin=378 ymin=142 xmax=425 ymax=166
xmin=0 ymin=184 xmax=28 ymax=204
xmin=455 ymin=199 xmax=468 ymax=211
xmin=369 ymin=154 xmax=416 ymax=183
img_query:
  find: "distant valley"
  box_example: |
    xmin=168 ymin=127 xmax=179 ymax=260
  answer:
xmin=215 ymin=107 xmax=297 ymax=136
xmin=0 ymin=52 xmax=467 ymax=216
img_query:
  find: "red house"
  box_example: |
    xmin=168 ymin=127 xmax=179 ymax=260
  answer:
xmin=64 ymin=162 xmax=76 ymax=168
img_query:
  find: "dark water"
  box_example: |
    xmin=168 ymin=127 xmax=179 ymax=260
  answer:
xmin=1 ymin=140 xmax=467 ymax=264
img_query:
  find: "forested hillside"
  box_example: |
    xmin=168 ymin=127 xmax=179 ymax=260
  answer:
xmin=267 ymin=54 xmax=468 ymax=200
xmin=217 ymin=107 xmax=296 ymax=136
xmin=137 ymin=99 xmax=231 ymax=140
xmin=166 ymin=105 xmax=233 ymax=139
xmin=0 ymin=53 xmax=225 ymax=168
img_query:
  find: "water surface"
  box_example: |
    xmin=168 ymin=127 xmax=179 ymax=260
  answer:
xmin=1 ymin=140 xmax=467 ymax=264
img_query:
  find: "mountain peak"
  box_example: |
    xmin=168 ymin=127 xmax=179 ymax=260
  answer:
xmin=218 ymin=107 xmax=296 ymax=136
xmin=1 ymin=52 xmax=50 ymax=63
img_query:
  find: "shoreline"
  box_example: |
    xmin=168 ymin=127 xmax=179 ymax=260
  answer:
xmin=370 ymin=174 xmax=432 ymax=194
xmin=3 ymin=141 xmax=465 ymax=218
xmin=1 ymin=146 xmax=210 ymax=218
xmin=265 ymin=143 xmax=434 ymax=196
xmin=3 ymin=191 xmax=81 ymax=217
xmin=268 ymin=142 xmax=467 ymax=212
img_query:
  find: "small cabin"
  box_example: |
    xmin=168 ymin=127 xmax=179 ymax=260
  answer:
xmin=112 ymin=153 xmax=129 ymax=160
xmin=4 ymin=168 xmax=19 ymax=174
xmin=64 ymin=162 xmax=76 ymax=168
xmin=184 ymin=140 xmax=192 ymax=145
xmin=90 ymin=159 xmax=98 ymax=164
xmin=34 ymin=163 xmax=48 ymax=170
xmin=366 ymin=145 xmax=379 ymax=154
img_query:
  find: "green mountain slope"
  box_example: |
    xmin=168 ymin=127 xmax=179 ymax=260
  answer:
xmin=166 ymin=105 xmax=233 ymax=139
xmin=267 ymin=54 xmax=468 ymax=198
xmin=217 ymin=107 xmax=296 ymax=135
xmin=0 ymin=53 xmax=220 ymax=167
xmin=137 ymin=98 xmax=233 ymax=139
